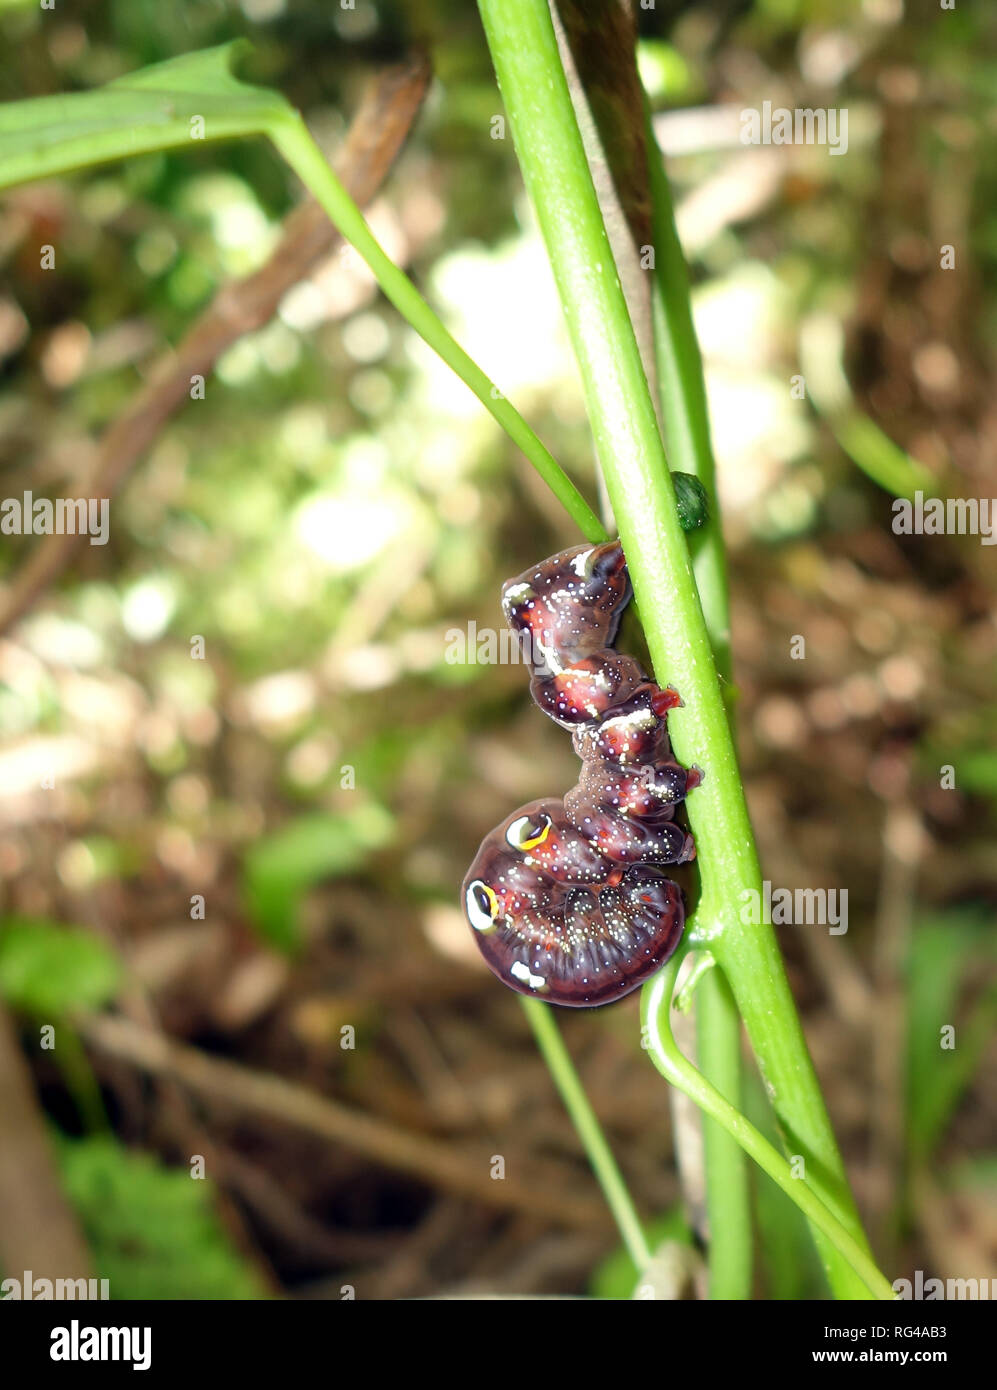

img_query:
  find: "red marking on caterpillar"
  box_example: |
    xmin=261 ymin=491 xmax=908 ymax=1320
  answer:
xmin=462 ymin=540 xmax=698 ymax=1007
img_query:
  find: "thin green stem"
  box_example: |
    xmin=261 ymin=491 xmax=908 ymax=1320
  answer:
xmin=522 ymin=998 xmax=651 ymax=1271
xmin=478 ymin=0 xmax=880 ymax=1298
xmin=645 ymin=100 xmax=751 ymax=1299
xmin=644 ymin=101 xmax=733 ymax=692
xmin=641 ymin=963 xmax=895 ymax=1300
xmin=269 ymin=114 xmax=606 ymax=545
xmin=799 ymin=313 xmax=937 ymax=501
xmin=695 ymin=970 xmax=752 ymax=1298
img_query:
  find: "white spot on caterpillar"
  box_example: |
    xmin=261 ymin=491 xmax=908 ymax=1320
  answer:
xmin=535 ymin=639 xmax=564 ymax=675
xmin=602 ymin=708 xmax=656 ymax=733
xmin=511 ymin=961 xmax=547 ymax=992
xmin=571 ymin=548 xmax=593 ymax=577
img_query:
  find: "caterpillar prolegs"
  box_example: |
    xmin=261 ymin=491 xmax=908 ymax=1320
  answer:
xmin=462 ymin=540 xmax=699 ymax=1007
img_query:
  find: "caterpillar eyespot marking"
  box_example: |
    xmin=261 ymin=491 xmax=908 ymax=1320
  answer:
xmin=461 ymin=541 xmax=698 ymax=1007
xmin=465 ymin=879 xmax=499 ymax=934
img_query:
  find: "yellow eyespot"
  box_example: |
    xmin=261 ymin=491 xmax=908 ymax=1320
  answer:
xmin=466 ymin=880 xmax=499 ymax=933
xmin=506 ymin=813 xmax=553 ymax=852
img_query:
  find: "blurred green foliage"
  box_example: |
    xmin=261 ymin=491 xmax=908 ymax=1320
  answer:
xmin=0 ymin=918 xmax=122 ymax=1015
xmin=243 ymin=803 xmax=394 ymax=950
xmin=56 ymin=1136 xmax=267 ymax=1299
xmin=906 ymin=911 xmax=996 ymax=1162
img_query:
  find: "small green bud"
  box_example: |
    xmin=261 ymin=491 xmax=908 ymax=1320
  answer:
xmin=672 ymin=472 xmax=709 ymax=532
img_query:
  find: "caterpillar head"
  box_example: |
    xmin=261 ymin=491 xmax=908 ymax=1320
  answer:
xmin=500 ymin=541 xmax=631 ymax=672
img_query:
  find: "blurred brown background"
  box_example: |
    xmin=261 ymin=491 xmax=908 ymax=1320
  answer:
xmin=0 ymin=0 xmax=993 ymax=1299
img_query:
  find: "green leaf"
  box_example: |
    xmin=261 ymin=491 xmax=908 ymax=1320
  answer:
xmin=56 ymin=1136 xmax=267 ymax=1300
xmin=0 ymin=42 xmax=295 ymax=192
xmin=243 ymin=804 xmax=395 ymax=951
xmin=0 ymin=917 xmax=122 ymax=1015
xmin=744 ymin=1067 xmax=825 ymax=1299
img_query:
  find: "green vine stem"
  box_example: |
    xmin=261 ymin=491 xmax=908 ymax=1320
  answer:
xmin=644 ymin=102 xmax=751 ymax=1298
xmin=477 ymin=0 xmax=882 ymax=1298
xmin=799 ymin=312 xmax=938 ymax=500
xmin=268 ymin=116 xmax=606 ymax=545
xmin=693 ymin=969 xmax=752 ymax=1297
xmin=522 ymin=998 xmax=651 ymax=1271
xmin=641 ymin=962 xmax=894 ymax=1300
xmin=644 ymin=101 xmax=733 ymax=688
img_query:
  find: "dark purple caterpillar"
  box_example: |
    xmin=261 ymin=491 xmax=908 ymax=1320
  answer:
xmin=462 ymin=540 xmax=699 ymax=1007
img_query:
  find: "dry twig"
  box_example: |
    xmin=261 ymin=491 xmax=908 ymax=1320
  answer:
xmin=78 ymin=1011 xmax=614 ymax=1231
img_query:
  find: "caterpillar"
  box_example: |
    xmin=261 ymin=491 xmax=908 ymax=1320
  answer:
xmin=462 ymin=540 xmax=699 ymax=1007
